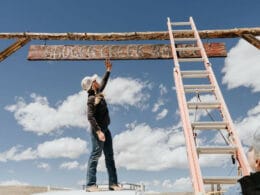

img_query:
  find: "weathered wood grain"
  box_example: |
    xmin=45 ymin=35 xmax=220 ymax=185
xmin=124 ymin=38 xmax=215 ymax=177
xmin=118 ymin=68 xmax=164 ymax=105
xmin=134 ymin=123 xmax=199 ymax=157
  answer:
xmin=28 ymin=43 xmax=226 ymax=60
xmin=0 ymin=38 xmax=30 ymax=62
xmin=1 ymin=28 xmax=260 ymax=41
xmin=240 ymin=34 xmax=260 ymax=49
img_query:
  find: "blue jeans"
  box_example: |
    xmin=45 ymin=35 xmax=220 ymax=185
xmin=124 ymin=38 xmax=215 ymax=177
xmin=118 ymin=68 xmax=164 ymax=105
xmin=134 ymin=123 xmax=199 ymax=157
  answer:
xmin=86 ymin=128 xmax=118 ymax=186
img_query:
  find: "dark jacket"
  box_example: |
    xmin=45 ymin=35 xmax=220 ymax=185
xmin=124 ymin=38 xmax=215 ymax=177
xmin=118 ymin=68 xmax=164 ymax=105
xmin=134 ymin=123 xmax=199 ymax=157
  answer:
xmin=87 ymin=71 xmax=110 ymax=132
xmin=239 ymin=172 xmax=260 ymax=195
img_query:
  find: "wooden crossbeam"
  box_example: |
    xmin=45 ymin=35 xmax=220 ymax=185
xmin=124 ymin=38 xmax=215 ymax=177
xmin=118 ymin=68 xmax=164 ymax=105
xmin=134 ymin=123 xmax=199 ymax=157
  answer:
xmin=239 ymin=33 xmax=260 ymax=49
xmin=0 ymin=27 xmax=260 ymax=41
xmin=0 ymin=38 xmax=30 ymax=62
xmin=28 ymin=43 xmax=226 ymax=60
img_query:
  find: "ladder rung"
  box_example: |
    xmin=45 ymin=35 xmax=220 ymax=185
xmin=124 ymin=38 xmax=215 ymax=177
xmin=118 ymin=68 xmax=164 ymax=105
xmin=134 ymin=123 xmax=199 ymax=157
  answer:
xmin=187 ymin=102 xmax=221 ymax=109
xmin=171 ymin=22 xmax=190 ymax=26
xmin=197 ymin=146 xmax=237 ymax=154
xmin=191 ymin=121 xmax=227 ymax=130
xmin=184 ymin=84 xmax=215 ymax=93
xmin=176 ymin=47 xmax=200 ymax=51
xmin=179 ymin=58 xmax=204 ymax=62
xmin=181 ymin=70 xmax=209 ymax=78
xmin=203 ymin=177 xmax=239 ymax=185
xmin=174 ymin=38 xmax=197 ymax=42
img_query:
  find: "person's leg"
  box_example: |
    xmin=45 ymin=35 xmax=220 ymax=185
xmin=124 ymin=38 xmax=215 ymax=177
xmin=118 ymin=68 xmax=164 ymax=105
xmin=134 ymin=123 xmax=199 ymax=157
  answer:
xmin=103 ymin=129 xmax=118 ymax=186
xmin=86 ymin=132 xmax=104 ymax=187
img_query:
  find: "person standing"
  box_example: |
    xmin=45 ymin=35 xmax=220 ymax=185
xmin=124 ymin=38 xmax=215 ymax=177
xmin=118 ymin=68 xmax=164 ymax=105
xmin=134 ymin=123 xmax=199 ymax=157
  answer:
xmin=81 ymin=59 xmax=122 ymax=192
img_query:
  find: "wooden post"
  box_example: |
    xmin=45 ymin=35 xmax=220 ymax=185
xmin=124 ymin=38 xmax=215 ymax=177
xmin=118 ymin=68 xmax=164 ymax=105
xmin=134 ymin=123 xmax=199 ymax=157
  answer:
xmin=239 ymin=33 xmax=260 ymax=49
xmin=0 ymin=38 xmax=30 ymax=62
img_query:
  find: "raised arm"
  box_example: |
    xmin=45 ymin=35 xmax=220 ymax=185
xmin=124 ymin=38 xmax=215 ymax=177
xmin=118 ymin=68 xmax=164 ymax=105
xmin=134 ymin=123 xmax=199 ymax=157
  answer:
xmin=99 ymin=59 xmax=112 ymax=92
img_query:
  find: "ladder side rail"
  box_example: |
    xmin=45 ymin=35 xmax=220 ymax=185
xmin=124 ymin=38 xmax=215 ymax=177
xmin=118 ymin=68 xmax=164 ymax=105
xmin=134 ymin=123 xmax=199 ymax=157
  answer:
xmin=167 ymin=18 xmax=180 ymax=67
xmin=167 ymin=17 xmax=205 ymax=193
xmin=174 ymin=68 xmax=205 ymax=194
xmin=190 ymin=17 xmax=251 ymax=176
xmin=189 ymin=17 xmax=210 ymax=64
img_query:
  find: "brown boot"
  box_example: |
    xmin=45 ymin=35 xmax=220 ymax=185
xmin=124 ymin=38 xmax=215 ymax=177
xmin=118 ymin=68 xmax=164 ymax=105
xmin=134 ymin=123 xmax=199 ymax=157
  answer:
xmin=109 ymin=184 xmax=123 ymax=191
xmin=86 ymin=185 xmax=99 ymax=192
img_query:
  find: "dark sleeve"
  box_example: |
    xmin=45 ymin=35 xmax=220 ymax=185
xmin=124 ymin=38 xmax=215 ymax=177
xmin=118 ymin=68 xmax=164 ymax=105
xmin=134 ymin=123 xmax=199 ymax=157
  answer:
xmin=99 ymin=71 xmax=110 ymax=92
xmin=87 ymin=96 xmax=101 ymax=132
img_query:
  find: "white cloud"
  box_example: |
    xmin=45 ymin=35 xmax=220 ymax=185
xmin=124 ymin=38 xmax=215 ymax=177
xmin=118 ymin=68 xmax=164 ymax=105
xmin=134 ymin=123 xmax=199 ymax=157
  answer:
xmin=112 ymin=123 xmax=188 ymax=171
xmin=0 ymin=180 xmax=29 ymax=186
xmin=170 ymin=177 xmax=192 ymax=191
xmin=188 ymin=94 xmax=216 ymax=103
xmin=79 ymin=163 xmax=87 ymax=171
xmin=104 ymin=122 xmax=230 ymax=171
xmin=5 ymin=92 xmax=88 ymax=135
xmin=222 ymin=37 xmax=260 ymax=92
xmin=151 ymin=180 xmax=161 ymax=187
xmin=60 ymin=161 xmax=87 ymax=171
xmin=6 ymin=77 xmax=150 ymax=135
xmin=152 ymin=99 xmax=164 ymax=112
xmin=159 ymin=84 xmax=168 ymax=95
xmin=188 ymin=94 xmax=216 ymax=121
xmin=140 ymin=178 xmax=192 ymax=192
xmin=60 ymin=161 xmax=80 ymax=170
xmin=140 ymin=179 xmax=161 ymax=192
xmin=96 ymin=155 xmax=106 ymax=172
xmin=233 ymin=101 xmax=260 ymax=146
xmin=161 ymin=179 xmax=174 ymax=189
xmin=152 ymin=84 xmax=169 ymax=120
xmin=37 ymin=162 xmax=51 ymax=171
xmin=37 ymin=137 xmax=87 ymax=159
xmin=199 ymin=154 xmax=231 ymax=167
xmin=209 ymin=100 xmax=260 ymax=147
xmin=156 ymin=109 xmax=168 ymax=120
xmin=167 ymin=129 xmax=185 ymax=148
xmin=0 ymin=146 xmax=37 ymax=162
xmin=0 ymin=137 xmax=88 ymax=162
xmin=105 ymin=77 xmax=150 ymax=108
xmin=143 ymin=177 xmax=207 ymax=192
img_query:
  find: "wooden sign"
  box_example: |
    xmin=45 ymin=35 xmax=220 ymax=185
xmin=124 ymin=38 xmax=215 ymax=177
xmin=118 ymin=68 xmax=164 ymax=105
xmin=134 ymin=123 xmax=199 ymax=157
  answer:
xmin=28 ymin=43 xmax=226 ymax=60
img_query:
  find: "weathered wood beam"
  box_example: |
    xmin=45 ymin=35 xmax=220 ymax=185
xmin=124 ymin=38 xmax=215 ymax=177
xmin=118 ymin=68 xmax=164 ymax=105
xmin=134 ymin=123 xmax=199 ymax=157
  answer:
xmin=0 ymin=38 xmax=30 ymax=62
xmin=239 ymin=33 xmax=260 ymax=49
xmin=28 ymin=43 xmax=226 ymax=60
xmin=0 ymin=28 xmax=260 ymax=41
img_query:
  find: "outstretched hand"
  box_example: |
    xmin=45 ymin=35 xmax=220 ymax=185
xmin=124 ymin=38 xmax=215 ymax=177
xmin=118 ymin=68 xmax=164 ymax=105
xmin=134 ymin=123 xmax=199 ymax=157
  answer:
xmin=105 ymin=58 xmax=112 ymax=71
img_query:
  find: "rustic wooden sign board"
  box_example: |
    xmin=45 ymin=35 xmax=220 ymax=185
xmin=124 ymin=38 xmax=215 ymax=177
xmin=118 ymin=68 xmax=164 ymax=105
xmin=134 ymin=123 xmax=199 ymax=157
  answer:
xmin=28 ymin=43 xmax=226 ymax=60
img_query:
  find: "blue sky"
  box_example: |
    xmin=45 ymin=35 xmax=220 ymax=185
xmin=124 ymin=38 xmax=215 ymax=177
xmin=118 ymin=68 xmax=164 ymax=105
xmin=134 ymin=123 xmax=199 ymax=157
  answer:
xmin=0 ymin=0 xmax=260 ymax=192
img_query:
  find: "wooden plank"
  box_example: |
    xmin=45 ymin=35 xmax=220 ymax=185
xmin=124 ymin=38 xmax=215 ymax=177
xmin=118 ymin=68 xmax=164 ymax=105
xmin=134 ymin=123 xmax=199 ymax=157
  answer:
xmin=0 ymin=38 xmax=30 ymax=62
xmin=240 ymin=33 xmax=260 ymax=49
xmin=28 ymin=43 xmax=226 ymax=60
xmin=1 ymin=28 xmax=260 ymax=41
